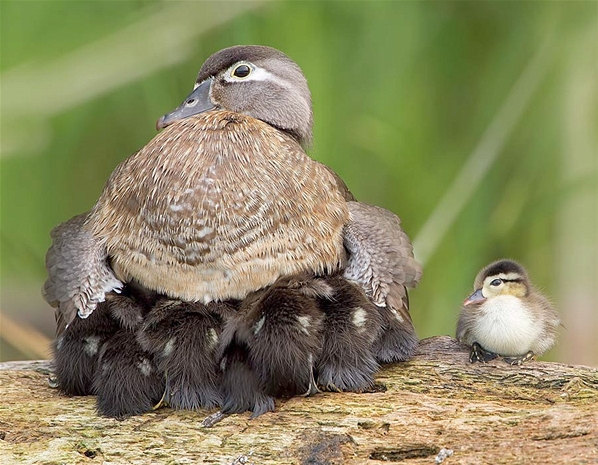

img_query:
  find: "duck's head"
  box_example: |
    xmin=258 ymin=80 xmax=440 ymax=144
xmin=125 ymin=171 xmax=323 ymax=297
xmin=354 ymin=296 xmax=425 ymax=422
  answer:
xmin=156 ymin=45 xmax=313 ymax=147
xmin=463 ymin=259 xmax=530 ymax=306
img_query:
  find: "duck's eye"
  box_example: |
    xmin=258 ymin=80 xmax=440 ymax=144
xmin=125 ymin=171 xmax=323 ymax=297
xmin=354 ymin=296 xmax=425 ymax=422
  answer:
xmin=490 ymin=279 xmax=503 ymax=287
xmin=232 ymin=64 xmax=251 ymax=78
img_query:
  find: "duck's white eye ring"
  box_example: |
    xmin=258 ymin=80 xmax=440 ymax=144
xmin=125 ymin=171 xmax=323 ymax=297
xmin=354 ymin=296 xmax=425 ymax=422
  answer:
xmin=232 ymin=64 xmax=251 ymax=78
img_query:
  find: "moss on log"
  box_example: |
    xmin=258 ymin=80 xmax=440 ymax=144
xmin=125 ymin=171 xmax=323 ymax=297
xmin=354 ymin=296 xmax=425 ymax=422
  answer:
xmin=0 ymin=336 xmax=596 ymax=464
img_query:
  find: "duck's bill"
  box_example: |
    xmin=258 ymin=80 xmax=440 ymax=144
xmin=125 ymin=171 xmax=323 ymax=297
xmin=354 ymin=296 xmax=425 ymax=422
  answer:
xmin=156 ymin=78 xmax=215 ymax=130
xmin=463 ymin=288 xmax=485 ymax=306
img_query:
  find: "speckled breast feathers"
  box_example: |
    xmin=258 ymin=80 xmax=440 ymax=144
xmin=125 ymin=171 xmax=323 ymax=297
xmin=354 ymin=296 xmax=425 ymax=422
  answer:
xmin=90 ymin=112 xmax=349 ymax=303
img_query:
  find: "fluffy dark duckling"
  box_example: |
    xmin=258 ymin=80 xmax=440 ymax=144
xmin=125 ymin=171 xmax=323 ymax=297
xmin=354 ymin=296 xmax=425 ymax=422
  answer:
xmin=93 ymin=328 xmax=164 ymax=419
xmin=52 ymin=283 xmax=152 ymax=396
xmin=315 ymin=274 xmax=382 ymax=393
xmin=457 ymin=259 xmax=560 ymax=365
xmin=137 ymin=299 xmax=237 ymax=411
xmin=217 ymin=273 xmax=328 ymax=418
xmin=53 ymin=284 xmax=166 ymax=418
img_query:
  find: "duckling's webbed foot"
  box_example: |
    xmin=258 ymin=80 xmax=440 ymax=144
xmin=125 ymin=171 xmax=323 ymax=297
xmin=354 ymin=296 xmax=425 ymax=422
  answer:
xmin=315 ymin=275 xmax=381 ymax=392
xmin=137 ymin=300 xmax=232 ymax=411
xmin=504 ymin=351 xmax=535 ymax=365
xmin=302 ymin=354 xmax=321 ymax=397
xmin=469 ymin=342 xmax=498 ymax=363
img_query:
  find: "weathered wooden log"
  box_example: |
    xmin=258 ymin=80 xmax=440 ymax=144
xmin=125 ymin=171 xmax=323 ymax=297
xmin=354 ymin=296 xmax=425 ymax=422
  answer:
xmin=0 ymin=336 xmax=596 ymax=464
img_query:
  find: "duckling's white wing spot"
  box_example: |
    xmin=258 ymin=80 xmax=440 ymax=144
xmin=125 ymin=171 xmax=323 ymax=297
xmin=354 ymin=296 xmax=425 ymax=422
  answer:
xmin=296 ymin=315 xmax=311 ymax=335
xmin=253 ymin=316 xmax=265 ymax=335
xmin=207 ymin=328 xmax=219 ymax=350
xmin=137 ymin=358 xmax=153 ymax=377
xmin=351 ymin=307 xmax=367 ymax=332
xmin=163 ymin=337 xmax=177 ymax=357
xmin=83 ymin=336 xmax=100 ymax=356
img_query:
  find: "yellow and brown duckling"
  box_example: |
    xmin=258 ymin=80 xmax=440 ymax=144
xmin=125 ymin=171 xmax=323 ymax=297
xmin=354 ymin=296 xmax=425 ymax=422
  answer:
xmin=457 ymin=259 xmax=560 ymax=365
xmin=44 ymin=45 xmax=421 ymax=418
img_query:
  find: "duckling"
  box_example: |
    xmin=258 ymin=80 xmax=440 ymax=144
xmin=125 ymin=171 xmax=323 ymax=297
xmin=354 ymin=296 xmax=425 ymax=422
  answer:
xmin=315 ymin=274 xmax=383 ymax=392
xmin=136 ymin=299 xmax=237 ymax=411
xmin=456 ymin=259 xmax=560 ymax=365
xmin=217 ymin=273 xmax=327 ymax=417
xmin=52 ymin=299 xmax=120 ymax=396
xmin=53 ymin=286 xmax=153 ymax=398
xmin=93 ymin=328 xmax=164 ymax=419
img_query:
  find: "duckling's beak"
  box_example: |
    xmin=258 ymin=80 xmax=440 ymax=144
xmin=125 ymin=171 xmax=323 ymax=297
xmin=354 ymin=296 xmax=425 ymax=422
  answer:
xmin=156 ymin=78 xmax=215 ymax=130
xmin=463 ymin=289 xmax=485 ymax=306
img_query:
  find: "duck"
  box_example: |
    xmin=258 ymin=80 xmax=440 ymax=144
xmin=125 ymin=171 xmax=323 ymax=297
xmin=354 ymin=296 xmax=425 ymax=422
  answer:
xmin=44 ymin=45 xmax=422 ymax=416
xmin=456 ymin=259 xmax=560 ymax=365
xmin=89 ymin=45 xmax=349 ymax=307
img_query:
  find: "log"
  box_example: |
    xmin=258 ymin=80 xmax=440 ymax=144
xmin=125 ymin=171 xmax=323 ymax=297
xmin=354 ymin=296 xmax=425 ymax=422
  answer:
xmin=0 ymin=336 xmax=596 ymax=464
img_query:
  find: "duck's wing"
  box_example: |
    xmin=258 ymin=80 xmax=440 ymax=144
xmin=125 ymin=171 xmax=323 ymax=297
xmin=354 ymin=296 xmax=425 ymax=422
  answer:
xmin=343 ymin=201 xmax=422 ymax=311
xmin=43 ymin=212 xmax=123 ymax=336
xmin=343 ymin=201 xmax=422 ymax=361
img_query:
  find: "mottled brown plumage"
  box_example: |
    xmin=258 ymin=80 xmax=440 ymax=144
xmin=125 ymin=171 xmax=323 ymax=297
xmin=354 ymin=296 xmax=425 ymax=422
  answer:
xmin=343 ymin=201 xmax=421 ymax=362
xmin=89 ymin=112 xmax=348 ymax=304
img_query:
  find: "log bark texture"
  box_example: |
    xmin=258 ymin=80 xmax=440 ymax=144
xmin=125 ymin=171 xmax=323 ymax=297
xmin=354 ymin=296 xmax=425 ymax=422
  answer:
xmin=0 ymin=336 xmax=596 ymax=464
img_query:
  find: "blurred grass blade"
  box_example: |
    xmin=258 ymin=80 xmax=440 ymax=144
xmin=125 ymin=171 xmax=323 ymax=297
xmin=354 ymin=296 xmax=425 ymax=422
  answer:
xmin=413 ymin=37 xmax=554 ymax=266
xmin=0 ymin=0 xmax=264 ymax=156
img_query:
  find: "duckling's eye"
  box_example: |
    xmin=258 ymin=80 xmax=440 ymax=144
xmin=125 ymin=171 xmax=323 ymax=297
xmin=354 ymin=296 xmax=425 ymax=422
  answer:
xmin=490 ymin=279 xmax=503 ymax=287
xmin=232 ymin=65 xmax=251 ymax=78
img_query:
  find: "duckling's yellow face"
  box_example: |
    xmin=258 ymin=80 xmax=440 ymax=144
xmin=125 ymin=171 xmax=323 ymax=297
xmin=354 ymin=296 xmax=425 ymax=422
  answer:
xmin=464 ymin=272 xmax=527 ymax=306
xmin=481 ymin=272 xmax=527 ymax=299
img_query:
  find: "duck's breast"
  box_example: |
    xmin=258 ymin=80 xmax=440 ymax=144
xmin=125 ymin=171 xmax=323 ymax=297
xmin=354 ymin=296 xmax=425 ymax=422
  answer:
xmin=90 ymin=111 xmax=348 ymax=302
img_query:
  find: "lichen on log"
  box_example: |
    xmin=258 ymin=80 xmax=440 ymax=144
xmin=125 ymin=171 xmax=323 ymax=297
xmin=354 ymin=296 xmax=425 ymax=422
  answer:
xmin=0 ymin=336 xmax=596 ymax=464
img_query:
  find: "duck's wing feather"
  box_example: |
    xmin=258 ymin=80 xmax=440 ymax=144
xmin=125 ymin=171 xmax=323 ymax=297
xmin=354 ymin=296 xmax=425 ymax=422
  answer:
xmin=43 ymin=212 xmax=123 ymax=335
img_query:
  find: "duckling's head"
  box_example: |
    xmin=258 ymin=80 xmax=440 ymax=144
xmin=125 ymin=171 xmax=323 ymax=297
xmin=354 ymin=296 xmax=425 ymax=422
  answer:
xmin=157 ymin=45 xmax=313 ymax=146
xmin=463 ymin=259 xmax=530 ymax=306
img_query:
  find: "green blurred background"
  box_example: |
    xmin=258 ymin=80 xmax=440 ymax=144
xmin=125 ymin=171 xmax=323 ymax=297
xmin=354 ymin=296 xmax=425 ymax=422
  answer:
xmin=1 ymin=1 xmax=596 ymax=364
